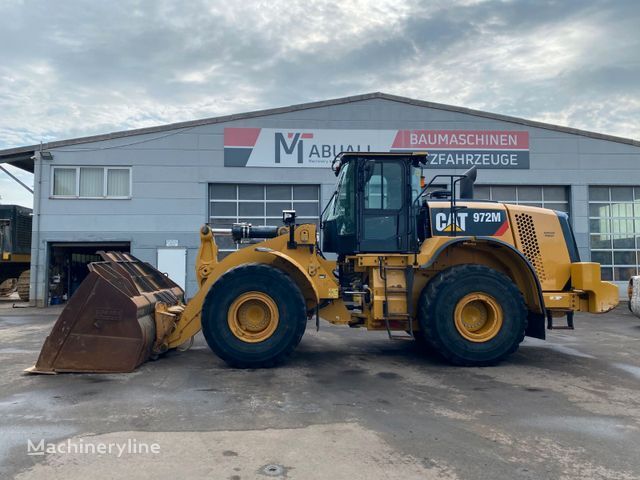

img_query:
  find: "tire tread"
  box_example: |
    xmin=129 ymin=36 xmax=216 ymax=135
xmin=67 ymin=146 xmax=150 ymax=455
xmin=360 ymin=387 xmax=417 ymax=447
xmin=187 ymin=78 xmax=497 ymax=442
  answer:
xmin=202 ymin=263 xmax=306 ymax=368
xmin=419 ymin=264 xmax=527 ymax=366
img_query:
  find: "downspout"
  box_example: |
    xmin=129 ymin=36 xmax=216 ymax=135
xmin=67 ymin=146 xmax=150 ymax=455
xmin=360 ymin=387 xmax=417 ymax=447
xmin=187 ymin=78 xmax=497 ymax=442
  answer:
xmin=31 ymin=150 xmax=43 ymax=307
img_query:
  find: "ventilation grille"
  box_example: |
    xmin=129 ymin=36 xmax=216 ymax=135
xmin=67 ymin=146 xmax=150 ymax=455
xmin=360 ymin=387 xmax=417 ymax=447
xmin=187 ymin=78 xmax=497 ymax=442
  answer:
xmin=16 ymin=213 xmax=32 ymax=251
xmin=514 ymin=213 xmax=546 ymax=281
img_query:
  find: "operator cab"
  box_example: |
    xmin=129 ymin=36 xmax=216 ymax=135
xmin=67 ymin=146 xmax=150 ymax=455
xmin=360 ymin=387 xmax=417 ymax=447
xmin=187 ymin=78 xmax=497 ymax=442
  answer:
xmin=321 ymin=152 xmax=476 ymax=255
xmin=322 ymin=153 xmax=425 ymax=255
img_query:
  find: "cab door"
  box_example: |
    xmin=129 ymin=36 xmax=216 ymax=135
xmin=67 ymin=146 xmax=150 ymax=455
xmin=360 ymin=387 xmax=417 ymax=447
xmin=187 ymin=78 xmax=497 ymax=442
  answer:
xmin=358 ymin=159 xmax=408 ymax=252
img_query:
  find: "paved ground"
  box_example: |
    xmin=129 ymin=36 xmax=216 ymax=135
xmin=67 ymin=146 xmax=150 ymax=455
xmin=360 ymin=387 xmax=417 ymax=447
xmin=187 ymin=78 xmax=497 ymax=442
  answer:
xmin=1 ymin=298 xmax=640 ymax=479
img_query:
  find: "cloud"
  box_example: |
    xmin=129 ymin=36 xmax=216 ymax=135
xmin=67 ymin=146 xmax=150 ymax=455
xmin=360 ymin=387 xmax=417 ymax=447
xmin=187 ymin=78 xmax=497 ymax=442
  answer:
xmin=0 ymin=0 xmax=639 ymax=207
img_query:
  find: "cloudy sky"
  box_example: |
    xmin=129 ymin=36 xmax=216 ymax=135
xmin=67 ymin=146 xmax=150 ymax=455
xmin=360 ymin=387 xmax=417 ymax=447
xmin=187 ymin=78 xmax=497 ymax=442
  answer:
xmin=1 ymin=0 xmax=639 ymax=207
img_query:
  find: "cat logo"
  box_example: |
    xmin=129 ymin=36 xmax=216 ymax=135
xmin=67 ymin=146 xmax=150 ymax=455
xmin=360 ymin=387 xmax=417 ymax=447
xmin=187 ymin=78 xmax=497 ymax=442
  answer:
xmin=435 ymin=212 xmax=468 ymax=232
xmin=430 ymin=207 xmax=509 ymax=237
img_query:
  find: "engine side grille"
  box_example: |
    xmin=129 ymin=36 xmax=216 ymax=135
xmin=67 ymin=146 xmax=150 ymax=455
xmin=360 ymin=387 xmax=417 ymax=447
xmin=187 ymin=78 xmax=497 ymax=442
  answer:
xmin=514 ymin=213 xmax=546 ymax=281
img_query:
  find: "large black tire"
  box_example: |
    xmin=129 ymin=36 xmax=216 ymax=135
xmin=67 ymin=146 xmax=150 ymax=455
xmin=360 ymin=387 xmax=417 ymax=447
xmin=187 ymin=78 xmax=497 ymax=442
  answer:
xmin=418 ymin=264 xmax=527 ymax=366
xmin=201 ymin=263 xmax=307 ymax=368
xmin=17 ymin=270 xmax=30 ymax=302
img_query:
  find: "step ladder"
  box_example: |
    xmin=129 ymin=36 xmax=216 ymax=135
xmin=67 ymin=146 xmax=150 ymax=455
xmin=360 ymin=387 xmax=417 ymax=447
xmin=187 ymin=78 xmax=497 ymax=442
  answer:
xmin=379 ymin=259 xmax=415 ymax=340
xmin=546 ymin=310 xmax=575 ymax=330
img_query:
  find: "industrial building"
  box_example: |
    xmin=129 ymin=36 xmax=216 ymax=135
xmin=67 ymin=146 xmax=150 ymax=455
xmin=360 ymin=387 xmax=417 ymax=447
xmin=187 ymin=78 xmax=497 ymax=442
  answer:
xmin=1 ymin=92 xmax=638 ymax=306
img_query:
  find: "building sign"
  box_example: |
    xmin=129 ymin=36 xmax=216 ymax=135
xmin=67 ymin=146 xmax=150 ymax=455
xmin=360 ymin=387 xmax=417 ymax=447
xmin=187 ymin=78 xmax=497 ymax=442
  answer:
xmin=224 ymin=128 xmax=529 ymax=169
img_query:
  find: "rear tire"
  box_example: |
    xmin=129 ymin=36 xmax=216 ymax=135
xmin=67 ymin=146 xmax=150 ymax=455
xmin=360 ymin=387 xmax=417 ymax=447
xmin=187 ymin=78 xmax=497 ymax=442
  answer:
xmin=17 ymin=270 xmax=30 ymax=301
xmin=201 ymin=264 xmax=307 ymax=368
xmin=418 ymin=264 xmax=527 ymax=366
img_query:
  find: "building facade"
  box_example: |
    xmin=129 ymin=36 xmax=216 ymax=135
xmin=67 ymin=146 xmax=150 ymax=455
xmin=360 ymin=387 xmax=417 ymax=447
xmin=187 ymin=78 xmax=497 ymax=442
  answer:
xmin=1 ymin=93 xmax=639 ymax=306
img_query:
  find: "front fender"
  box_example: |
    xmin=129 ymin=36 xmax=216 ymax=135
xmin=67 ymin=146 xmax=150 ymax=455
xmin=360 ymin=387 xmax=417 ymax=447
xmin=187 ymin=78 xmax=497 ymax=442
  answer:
xmin=259 ymin=249 xmax=320 ymax=304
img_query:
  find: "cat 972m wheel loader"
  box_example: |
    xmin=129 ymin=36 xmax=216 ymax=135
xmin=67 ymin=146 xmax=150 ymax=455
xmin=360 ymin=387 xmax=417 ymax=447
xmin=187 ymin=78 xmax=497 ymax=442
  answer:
xmin=27 ymin=152 xmax=619 ymax=373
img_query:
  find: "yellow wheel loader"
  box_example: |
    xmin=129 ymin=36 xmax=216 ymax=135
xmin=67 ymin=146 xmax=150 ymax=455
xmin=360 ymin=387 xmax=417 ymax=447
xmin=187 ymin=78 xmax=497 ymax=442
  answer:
xmin=1 ymin=205 xmax=32 ymax=301
xmin=27 ymin=152 xmax=619 ymax=373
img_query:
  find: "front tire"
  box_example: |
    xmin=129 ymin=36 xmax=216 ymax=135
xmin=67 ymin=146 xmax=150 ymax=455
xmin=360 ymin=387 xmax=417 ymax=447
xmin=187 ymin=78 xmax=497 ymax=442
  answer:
xmin=201 ymin=264 xmax=307 ymax=368
xmin=418 ymin=265 xmax=527 ymax=366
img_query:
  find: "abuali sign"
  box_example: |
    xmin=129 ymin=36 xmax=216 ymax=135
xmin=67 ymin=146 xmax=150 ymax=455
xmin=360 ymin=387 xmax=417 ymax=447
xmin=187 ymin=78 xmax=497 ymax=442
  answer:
xmin=224 ymin=128 xmax=530 ymax=169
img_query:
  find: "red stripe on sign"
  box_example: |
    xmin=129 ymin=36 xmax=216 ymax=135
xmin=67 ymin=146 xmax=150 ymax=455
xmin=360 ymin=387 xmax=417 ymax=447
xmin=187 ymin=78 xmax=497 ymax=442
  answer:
xmin=224 ymin=128 xmax=261 ymax=147
xmin=391 ymin=130 xmax=406 ymax=149
xmin=393 ymin=130 xmax=529 ymax=150
xmin=494 ymin=220 xmax=509 ymax=236
xmin=301 ymin=133 xmax=314 ymax=139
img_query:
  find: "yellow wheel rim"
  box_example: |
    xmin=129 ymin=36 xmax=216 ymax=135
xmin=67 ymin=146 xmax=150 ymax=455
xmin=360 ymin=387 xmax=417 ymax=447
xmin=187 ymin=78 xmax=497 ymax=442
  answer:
xmin=227 ymin=291 xmax=279 ymax=343
xmin=454 ymin=293 xmax=503 ymax=343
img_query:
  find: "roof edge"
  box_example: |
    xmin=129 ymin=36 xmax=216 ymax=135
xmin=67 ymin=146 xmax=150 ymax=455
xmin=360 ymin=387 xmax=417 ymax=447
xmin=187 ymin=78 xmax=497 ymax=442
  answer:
xmin=378 ymin=92 xmax=640 ymax=147
xmin=0 ymin=92 xmax=638 ymax=159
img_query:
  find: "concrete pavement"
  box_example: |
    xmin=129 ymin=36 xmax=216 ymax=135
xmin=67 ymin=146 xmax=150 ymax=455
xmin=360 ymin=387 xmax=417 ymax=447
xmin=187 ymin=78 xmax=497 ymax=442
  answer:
xmin=1 ymin=301 xmax=639 ymax=479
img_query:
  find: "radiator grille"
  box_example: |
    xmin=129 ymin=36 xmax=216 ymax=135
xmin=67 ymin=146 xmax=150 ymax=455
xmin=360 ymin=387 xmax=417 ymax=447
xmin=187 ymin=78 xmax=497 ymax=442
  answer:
xmin=514 ymin=213 xmax=546 ymax=281
xmin=16 ymin=213 xmax=32 ymax=251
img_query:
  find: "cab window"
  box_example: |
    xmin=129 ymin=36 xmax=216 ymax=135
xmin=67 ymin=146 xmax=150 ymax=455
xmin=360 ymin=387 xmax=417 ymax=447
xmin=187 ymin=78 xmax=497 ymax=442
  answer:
xmin=363 ymin=161 xmax=402 ymax=210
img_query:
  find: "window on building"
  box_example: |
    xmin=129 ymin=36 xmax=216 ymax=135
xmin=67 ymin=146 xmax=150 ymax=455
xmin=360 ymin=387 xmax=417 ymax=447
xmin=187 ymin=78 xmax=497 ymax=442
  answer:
xmin=52 ymin=168 xmax=76 ymax=196
xmin=107 ymin=168 xmax=130 ymax=197
xmin=588 ymin=186 xmax=640 ymax=282
xmin=52 ymin=167 xmax=131 ymax=198
xmin=209 ymin=183 xmax=320 ymax=257
xmin=79 ymin=167 xmax=104 ymax=197
xmin=474 ymin=185 xmax=570 ymax=213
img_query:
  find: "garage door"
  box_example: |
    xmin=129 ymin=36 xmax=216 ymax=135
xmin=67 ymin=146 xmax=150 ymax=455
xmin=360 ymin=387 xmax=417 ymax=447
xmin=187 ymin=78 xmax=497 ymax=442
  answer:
xmin=474 ymin=185 xmax=570 ymax=213
xmin=209 ymin=184 xmax=320 ymax=256
xmin=588 ymin=186 xmax=640 ymax=283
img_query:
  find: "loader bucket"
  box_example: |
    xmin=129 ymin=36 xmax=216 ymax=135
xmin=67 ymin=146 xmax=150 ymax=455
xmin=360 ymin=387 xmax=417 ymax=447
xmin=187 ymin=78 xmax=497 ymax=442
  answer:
xmin=26 ymin=252 xmax=184 ymax=374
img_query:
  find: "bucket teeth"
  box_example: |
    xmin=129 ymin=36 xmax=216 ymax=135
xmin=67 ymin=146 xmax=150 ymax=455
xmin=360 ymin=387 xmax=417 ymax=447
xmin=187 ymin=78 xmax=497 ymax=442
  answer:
xmin=26 ymin=252 xmax=185 ymax=374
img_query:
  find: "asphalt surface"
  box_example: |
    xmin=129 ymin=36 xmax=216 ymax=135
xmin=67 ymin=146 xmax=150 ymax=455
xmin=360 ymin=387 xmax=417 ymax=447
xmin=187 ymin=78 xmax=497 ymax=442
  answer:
xmin=1 ymin=297 xmax=640 ymax=479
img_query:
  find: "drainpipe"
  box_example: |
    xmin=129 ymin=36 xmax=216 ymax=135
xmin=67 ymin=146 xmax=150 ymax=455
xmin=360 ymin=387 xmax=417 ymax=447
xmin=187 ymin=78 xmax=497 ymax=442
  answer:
xmin=31 ymin=150 xmax=43 ymax=307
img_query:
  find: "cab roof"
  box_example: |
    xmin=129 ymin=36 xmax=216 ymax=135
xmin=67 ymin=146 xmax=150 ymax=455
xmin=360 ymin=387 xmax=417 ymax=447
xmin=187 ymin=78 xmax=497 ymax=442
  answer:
xmin=332 ymin=151 xmax=427 ymax=175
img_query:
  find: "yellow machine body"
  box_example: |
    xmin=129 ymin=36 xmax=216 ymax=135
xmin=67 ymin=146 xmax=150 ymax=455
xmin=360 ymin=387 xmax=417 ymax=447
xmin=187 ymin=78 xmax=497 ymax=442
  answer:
xmin=157 ymin=201 xmax=616 ymax=353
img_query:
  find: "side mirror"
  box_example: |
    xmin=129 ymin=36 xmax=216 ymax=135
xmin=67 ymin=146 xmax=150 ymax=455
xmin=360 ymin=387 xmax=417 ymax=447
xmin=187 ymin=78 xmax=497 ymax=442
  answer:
xmin=460 ymin=166 xmax=477 ymax=199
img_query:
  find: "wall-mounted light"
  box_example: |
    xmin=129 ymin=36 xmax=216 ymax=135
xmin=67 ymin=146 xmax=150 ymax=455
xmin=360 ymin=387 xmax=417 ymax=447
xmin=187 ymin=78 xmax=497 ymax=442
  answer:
xmin=40 ymin=151 xmax=53 ymax=160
